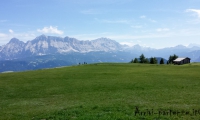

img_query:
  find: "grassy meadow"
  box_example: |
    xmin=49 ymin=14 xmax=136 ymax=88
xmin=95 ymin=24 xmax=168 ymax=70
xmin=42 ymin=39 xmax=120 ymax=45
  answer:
xmin=0 ymin=63 xmax=200 ymax=120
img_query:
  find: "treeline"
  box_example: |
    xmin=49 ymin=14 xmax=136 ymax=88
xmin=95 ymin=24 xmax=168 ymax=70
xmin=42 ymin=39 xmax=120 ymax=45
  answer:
xmin=130 ymin=54 xmax=178 ymax=64
xmin=167 ymin=54 xmax=178 ymax=64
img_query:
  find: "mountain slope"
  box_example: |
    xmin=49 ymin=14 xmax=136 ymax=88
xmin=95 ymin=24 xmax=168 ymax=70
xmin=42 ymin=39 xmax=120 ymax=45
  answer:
xmin=0 ymin=38 xmax=25 ymax=59
xmin=0 ymin=35 xmax=200 ymax=72
xmin=1 ymin=35 xmax=200 ymax=61
xmin=0 ymin=35 xmax=123 ymax=60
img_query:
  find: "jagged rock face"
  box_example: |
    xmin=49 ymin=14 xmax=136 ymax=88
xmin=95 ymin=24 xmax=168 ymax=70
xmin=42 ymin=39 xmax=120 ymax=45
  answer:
xmin=0 ymin=35 xmax=123 ymax=60
xmin=0 ymin=46 xmax=3 ymax=52
xmin=1 ymin=35 xmax=200 ymax=61
xmin=23 ymin=35 xmax=123 ymax=54
xmin=0 ymin=38 xmax=25 ymax=58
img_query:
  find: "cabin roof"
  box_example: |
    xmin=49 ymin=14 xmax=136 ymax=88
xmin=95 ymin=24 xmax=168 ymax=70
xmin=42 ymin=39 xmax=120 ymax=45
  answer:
xmin=173 ymin=57 xmax=190 ymax=62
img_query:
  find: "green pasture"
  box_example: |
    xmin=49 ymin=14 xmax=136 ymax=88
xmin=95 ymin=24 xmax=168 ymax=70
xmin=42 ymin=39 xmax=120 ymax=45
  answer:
xmin=0 ymin=63 xmax=200 ymax=120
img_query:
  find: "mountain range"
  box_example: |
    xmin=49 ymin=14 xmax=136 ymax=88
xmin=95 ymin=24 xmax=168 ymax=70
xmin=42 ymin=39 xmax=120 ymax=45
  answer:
xmin=0 ymin=35 xmax=200 ymax=72
xmin=0 ymin=35 xmax=124 ymax=60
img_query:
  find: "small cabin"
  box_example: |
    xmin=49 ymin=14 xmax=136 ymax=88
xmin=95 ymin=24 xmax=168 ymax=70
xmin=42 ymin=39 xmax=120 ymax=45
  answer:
xmin=173 ymin=57 xmax=191 ymax=65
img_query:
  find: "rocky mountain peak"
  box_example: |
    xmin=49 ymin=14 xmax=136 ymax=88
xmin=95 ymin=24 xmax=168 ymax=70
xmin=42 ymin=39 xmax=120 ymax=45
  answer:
xmin=9 ymin=38 xmax=24 ymax=44
xmin=174 ymin=45 xmax=187 ymax=49
xmin=1 ymin=35 xmax=200 ymax=62
xmin=0 ymin=35 xmax=125 ymax=60
xmin=93 ymin=37 xmax=116 ymax=43
xmin=36 ymin=34 xmax=47 ymax=39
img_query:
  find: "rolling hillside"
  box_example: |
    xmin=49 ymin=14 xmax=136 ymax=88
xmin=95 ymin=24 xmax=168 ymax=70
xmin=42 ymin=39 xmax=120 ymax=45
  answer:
xmin=0 ymin=63 xmax=200 ymax=120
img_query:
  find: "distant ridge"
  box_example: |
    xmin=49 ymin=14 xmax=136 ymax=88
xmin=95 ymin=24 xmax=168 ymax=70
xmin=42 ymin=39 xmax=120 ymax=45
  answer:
xmin=0 ymin=35 xmax=123 ymax=60
xmin=0 ymin=35 xmax=200 ymax=72
xmin=0 ymin=35 xmax=200 ymax=61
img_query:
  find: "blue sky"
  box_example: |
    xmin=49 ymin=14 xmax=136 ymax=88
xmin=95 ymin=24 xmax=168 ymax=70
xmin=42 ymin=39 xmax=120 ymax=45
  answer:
xmin=0 ymin=0 xmax=200 ymax=48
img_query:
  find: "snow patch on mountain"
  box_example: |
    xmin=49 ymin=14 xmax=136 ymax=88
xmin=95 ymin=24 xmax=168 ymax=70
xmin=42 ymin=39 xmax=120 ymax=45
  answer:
xmin=0 ymin=35 xmax=123 ymax=59
xmin=0 ymin=38 xmax=25 ymax=57
xmin=0 ymin=35 xmax=200 ymax=62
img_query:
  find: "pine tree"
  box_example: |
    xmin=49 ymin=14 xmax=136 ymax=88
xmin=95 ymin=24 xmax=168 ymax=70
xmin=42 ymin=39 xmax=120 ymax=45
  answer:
xmin=133 ymin=58 xmax=139 ymax=63
xmin=172 ymin=54 xmax=178 ymax=61
xmin=168 ymin=55 xmax=173 ymax=64
xmin=139 ymin=54 xmax=145 ymax=63
xmin=150 ymin=57 xmax=158 ymax=64
xmin=153 ymin=57 xmax=157 ymax=64
xmin=168 ymin=54 xmax=178 ymax=64
xmin=144 ymin=58 xmax=149 ymax=64
xmin=160 ymin=58 xmax=164 ymax=64
xmin=150 ymin=57 xmax=154 ymax=64
xmin=130 ymin=59 xmax=134 ymax=63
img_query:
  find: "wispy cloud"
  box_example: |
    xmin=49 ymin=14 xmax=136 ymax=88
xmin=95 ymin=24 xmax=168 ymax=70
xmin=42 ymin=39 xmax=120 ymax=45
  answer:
xmin=107 ymin=34 xmax=167 ymax=40
xmin=71 ymin=32 xmax=111 ymax=40
xmin=0 ymin=20 xmax=8 ymax=23
xmin=186 ymin=9 xmax=200 ymax=18
xmin=81 ymin=9 xmax=100 ymax=14
xmin=0 ymin=31 xmax=37 ymax=45
xmin=72 ymin=32 xmax=170 ymax=43
xmin=119 ymin=41 xmax=135 ymax=47
xmin=156 ymin=28 xmax=170 ymax=32
xmin=95 ymin=18 xmax=131 ymax=24
xmin=137 ymin=40 xmax=142 ymax=43
xmin=37 ymin=26 xmax=64 ymax=35
xmin=9 ymin=29 xmax=14 ymax=33
xmin=111 ymin=28 xmax=200 ymax=41
xmin=0 ymin=33 xmax=7 ymax=37
xmin=140 ymin=15 xmax=146 ymax=19
xmin=131 ymin=25 xmax=143 ymax=28
xmin=0 ymin=33 xmax=8 ymax=45
xmin=103 ymin=20 xmax=130 ymax=24
xmin=139 ymin=15 xmax=157 ymax=23
xmin=149 ymin=19 xmax=157 ymax=23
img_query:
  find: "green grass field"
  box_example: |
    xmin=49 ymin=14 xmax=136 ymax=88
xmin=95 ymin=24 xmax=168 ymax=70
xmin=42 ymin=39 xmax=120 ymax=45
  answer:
xmin=0 ymin=63 xmax=200 ymax=120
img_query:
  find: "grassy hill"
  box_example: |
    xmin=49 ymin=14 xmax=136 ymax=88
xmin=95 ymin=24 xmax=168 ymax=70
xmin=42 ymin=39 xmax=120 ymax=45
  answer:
xmin=0 ymin=63 xmax=200 ymax=120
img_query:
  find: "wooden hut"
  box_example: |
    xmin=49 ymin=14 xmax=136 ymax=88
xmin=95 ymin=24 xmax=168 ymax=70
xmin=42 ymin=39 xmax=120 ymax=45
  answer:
xmin=173 ymin=57 xmax=191 ymax=65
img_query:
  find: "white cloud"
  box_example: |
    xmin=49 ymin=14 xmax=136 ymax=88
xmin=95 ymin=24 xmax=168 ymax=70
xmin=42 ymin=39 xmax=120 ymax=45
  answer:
xmin=0 ymin=20 xmax=7 ymax=22
xmin=149 ymin=19 xmax=157 ymax=23
xmin=37 ymin=26 xmax=64 ymax=35
xmin=103 ymin=20 xmax=129 ymax=24
xmin=131 ymin=25 xmax=142 ymax=28
xmin=140 ymin=15 xmax=146 ymax=19
xmin=71 ymin=32 xmax=111 ymax=40
xmin=137 ymin=40 xmax=142 ymax=43
xmin=186 ymin=9 xmax=200 ymax=18
xmin=0 ymin=33 xmax=9 ymax=45
xmin=81 ymin=9 xmax=100 ymax=14
xmin=120 ymin=41 xmax=135 ymax=47
xmin=0 ymin=32 xmax=37 ymax=45
xmin=95 ymin=18 xmax=130 ymax=24
xmin=139 ymin=15 xmax=157 ymax=22
xmin=156 ymin=28 xmax=170 ymax=32
xmin=72 ymin=32 xmax=171 ymax=42
xmin=0 ymin=33 xmax=7 ymax=37
xmin=9 ymin=29 xmax=14 ymax=33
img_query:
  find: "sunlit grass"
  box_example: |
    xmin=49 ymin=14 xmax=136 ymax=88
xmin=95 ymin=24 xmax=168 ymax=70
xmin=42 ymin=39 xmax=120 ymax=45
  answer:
xmin=0 ymin=63 xmax=200 ymax=120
